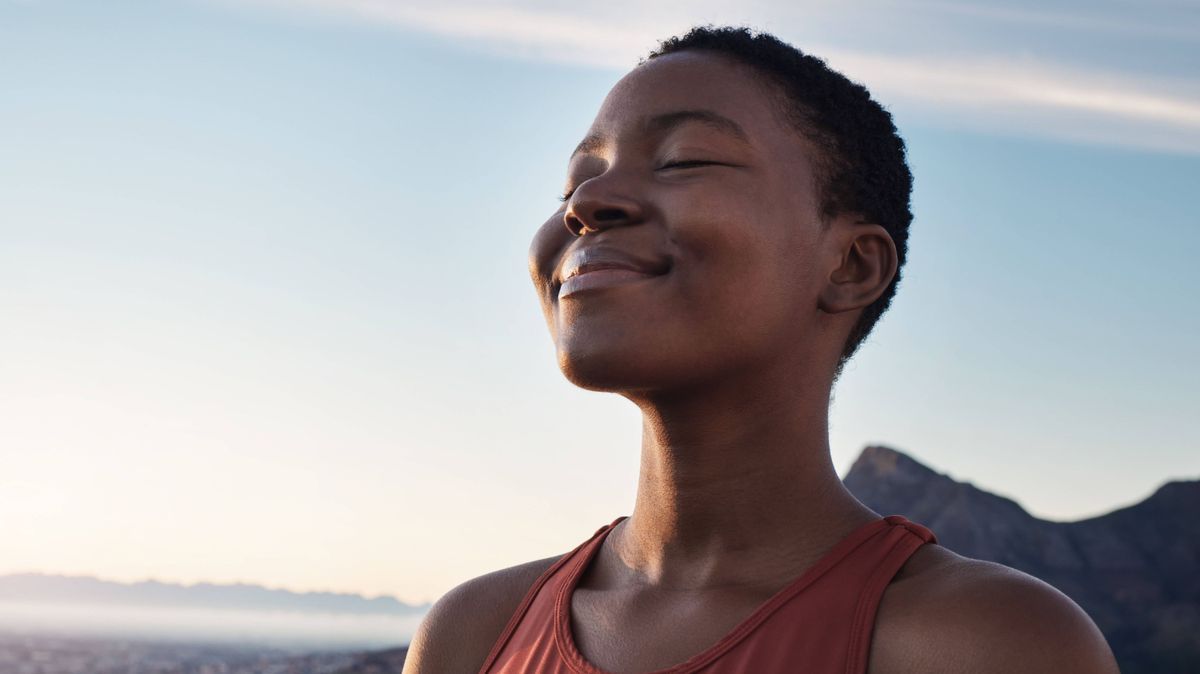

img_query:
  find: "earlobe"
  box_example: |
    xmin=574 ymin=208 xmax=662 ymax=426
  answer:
xmin=817 ymin=222 xmax=897 ymax=314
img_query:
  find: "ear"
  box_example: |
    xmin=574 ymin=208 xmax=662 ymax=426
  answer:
xmin=817 ymin=219 xmax=898 ymax=315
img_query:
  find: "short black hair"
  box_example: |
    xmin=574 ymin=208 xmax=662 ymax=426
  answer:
xmin=641 ymin=25 xmax=914 ymax=383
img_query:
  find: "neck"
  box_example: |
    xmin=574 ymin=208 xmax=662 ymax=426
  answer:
xmin=610 ymin=355 xmax=878 ymax=590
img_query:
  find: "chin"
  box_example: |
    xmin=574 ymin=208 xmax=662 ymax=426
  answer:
xmin=555 ymin=342 xmax=668 ymax=393
xmin=554 ymin=336 xmax=713 ymax=395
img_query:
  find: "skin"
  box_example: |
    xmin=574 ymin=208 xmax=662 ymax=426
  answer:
xmin=403 ymin=50 xmax=1120 ymax=674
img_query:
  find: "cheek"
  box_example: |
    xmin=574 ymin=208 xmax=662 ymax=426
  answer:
xmin=530 ymin=211 xmax=568 ymax=261
xmin=667 ymin=184 xmax=788 ymax=289
xmin=664 ymin=185 xmax=817 ymax=341
xmin=528 ymin=213 xmax=570 ymax=319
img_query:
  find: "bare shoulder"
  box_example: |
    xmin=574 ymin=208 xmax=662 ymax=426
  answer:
xmin=868 ymin=544 xmax=1120 ymax=674
xmin=400 ymin=554 xmax=562 ymax=674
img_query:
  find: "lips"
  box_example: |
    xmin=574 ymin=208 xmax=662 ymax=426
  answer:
xmin=555 ymin=247 xmax=671 ymax=301
xmin=557 ymin=246 xmax=671 ymax=286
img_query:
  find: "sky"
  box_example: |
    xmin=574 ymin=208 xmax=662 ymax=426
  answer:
xmin=0 ymin=0 xmax=1197 ymax=606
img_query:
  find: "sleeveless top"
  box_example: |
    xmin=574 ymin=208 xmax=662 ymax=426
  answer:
xmin=478 ymin=514 xmax=938 ymax=674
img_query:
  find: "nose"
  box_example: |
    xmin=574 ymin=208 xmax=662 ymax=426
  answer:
xmin=563 ymin=182 xmax=645 ymax=237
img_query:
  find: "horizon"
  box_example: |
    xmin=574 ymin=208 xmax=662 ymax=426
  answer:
xmin=4 ymin=443 xmax=1195 ymax=603
xmin=0 ymin=569 xmax=429 ymax=606
xmin=1 ymin=0 xmax=1197 ymax=606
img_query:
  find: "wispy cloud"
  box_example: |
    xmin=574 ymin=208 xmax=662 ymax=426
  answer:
xmin=818 ymin=49 xmax=1200 ymax=153
xmin=897 ymin=0 xmax=1200 ymax=40
xmin=226 ymin=0 xmax=1200 ymax=153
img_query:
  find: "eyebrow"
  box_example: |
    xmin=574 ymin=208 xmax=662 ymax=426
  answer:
xmin=569 ymin=109 xmax=751 ymax=161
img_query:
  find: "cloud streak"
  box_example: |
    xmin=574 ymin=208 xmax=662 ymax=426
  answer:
xmin=229 ymin=0 xmax=1200 ymax=154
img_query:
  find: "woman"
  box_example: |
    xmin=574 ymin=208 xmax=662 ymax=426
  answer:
xmin=404 ymin=26 xmax=1119 ymax=674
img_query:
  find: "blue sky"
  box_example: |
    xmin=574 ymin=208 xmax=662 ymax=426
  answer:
xmin=1 ymin=0 xmax=1197 ymax=604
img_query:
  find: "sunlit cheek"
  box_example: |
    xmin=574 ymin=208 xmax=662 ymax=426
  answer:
xmin=529 ymin=220 xmax=569 ymax=282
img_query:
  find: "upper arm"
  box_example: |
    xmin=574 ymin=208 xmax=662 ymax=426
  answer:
xmin=872 ymin=558 xmax=1120 ymax=674
xmin=944 ymin=567 xmax=1119 ymax=673
xmin=401 ymin=556 xmax=560 ymax=674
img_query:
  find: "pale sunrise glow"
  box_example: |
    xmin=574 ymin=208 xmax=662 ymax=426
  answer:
xmin=0 ymin=0 xmax=1196 ymax=607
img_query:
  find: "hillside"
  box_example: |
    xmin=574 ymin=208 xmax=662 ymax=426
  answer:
xmin=844 ymin=444 xmax=1200 ymax=674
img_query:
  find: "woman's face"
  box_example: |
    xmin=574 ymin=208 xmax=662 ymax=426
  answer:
xmin=528 ymin=50 xmax=836 ymax=394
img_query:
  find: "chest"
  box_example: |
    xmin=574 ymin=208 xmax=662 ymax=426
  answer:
xmin=566 ymin=571 xmax=925 ymax=674
xmin=568 ymin=585 xmax=777 ymax=672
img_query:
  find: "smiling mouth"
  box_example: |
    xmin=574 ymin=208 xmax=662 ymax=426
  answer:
xmin=558 ymin=267 xmax=668 ymax=300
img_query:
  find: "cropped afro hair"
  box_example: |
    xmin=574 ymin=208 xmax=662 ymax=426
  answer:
xmin=641 ymin=26 xmax=914 ymax=382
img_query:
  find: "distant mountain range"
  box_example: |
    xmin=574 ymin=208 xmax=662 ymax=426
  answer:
xmin=844 ymin=444 xmax=1200 ymax=674
xmin=0 ymin=573 xmax=430 ymax=616
xmin=3 ymin=445 xmax=1194 ymax=673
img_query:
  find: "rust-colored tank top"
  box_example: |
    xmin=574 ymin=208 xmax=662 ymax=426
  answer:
xmin=478 ymin=514 xmax=937 ymax=674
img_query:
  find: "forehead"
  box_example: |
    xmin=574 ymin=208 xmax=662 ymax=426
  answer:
xmin=582 ymin=50 xmax=795 ymax=152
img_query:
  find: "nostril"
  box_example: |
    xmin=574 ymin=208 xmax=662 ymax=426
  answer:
xmin=563 ymin=212 xmax=586 ymax=236
xmin=593 ymin=208 xmax=626 ymax=221
xmin=565 ymin=207 xmax=630 ymax=236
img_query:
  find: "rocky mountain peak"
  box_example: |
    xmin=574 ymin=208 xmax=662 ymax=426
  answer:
xmin=844 ymin=444 xmax=943 ymax=485
xmin=841 ymin=445 xmax=1199 ymax=673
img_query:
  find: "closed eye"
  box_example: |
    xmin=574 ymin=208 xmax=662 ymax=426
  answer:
xmin=558 ymin=161 xmax=724 ymax=202
xmin=659 ymin=160 xmax=720 ymax=170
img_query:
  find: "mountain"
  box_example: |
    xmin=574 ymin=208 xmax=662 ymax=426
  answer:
xmin=334 ymin=647 xmax=409 ymax=673
xmin=0 ymin=573 xmax=430 ymax=616
xmin=844 ymin=444 xmax=1200 ymax=674
xmin=0 ymin=633 xmax=411 ymax=674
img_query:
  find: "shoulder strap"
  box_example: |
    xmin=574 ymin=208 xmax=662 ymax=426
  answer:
xmin=476 ymin=518 xmax=623 ymax=673
xmin=843 ymin=516 xmax=938 ymax=674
